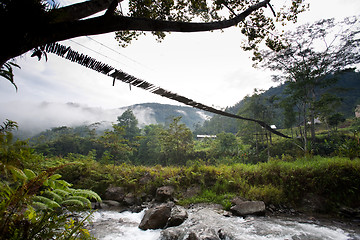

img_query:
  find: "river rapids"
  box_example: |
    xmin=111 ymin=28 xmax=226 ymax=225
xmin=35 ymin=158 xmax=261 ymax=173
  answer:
xmin=87 ymin=206 xmax=360 ymax=240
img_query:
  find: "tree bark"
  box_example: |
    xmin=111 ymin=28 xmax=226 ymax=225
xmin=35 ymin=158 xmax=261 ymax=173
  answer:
xmin=49 ymin=0 xmax=119 ymax=22
xmin=0 ymin=0 xmax=270 ymax=66
xmin=310 ymin=89 xmax=316 ymax=142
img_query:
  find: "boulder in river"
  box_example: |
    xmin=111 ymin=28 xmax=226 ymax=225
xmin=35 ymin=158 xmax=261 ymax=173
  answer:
xmin=230 ymin=200 xmax=266 ymax=217
xmin=123 ymin=192 xmax=140 ymax=206
xmin=139 ymin=203 xmax=172 ymax=230
xmin=95 ymin=200 xmax=125 ymax=211
xmin=161 ymin=207 xmax=235 ymax=240
xmin=139 ymin=203 xmax=188 ymax=230
xmin=104 ymin=186 xmax=125 ymax=202
xmin=166 ymin=205 xmax=188 ymax=227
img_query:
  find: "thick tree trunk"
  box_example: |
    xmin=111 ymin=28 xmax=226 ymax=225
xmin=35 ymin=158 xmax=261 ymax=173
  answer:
xmin=0 ymin=0 xmax=270 ymax=67
xmin=310 ymin=89 xmax=316 ymax=142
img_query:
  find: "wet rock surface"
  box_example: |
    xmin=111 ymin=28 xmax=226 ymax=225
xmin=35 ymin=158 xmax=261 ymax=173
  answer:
xmin=156 ymin=186 xmax=175 ymax=202
xmin=88 ymin=204 xmax=360 ymax=240
xmin=104 ymin=186 xmax=126 ymax=202
xmin=139 ymin=203 xmax=188 ymax=230
xmin=230 ymin=200 xmax=266 ymax=217
xmin=139 ymin=203 xmax=172 ymax=230
xmin=166 ymin=205 xmax=188 ymax=228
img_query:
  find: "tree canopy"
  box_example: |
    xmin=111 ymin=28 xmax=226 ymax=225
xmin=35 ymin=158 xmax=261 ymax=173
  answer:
xmin=258 ymin=17 xmax=360 ymax=151
xmin=0 ymin=0 xmax=307 ymax=67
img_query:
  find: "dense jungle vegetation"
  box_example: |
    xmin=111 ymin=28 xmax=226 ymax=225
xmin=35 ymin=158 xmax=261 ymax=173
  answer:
xmin=1 ymin=5 xmax=360 ymax=237
xmin=2 ymin=91 xmax=360 ymax=239
xmin=2 ymin=70 xmax=360 ymax=239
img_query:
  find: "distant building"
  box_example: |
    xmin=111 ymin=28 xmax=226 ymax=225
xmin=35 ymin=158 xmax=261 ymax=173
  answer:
xmin=196 ymin=135 xmax=217 ymax=140
xmin=356 ymin=105 xmax=360 ymax=118
xmin=307 ymin=118 xmax=321 ymax=125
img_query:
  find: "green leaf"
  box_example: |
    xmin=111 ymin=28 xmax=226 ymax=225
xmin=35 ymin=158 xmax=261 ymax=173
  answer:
xmin=43 ymin=190 xmax=63 ymax=203
xmin=32 ymin=195 xmax=61 ymax=209
xmin=49 ymin=173 xmax=62 ymax=181
xmin=62 ymin=199 xmax=84 ymax=208
xmin=66 ymin=196 xmax=91 ymax=208
xmin=32 ymin=201 xmax=49 ymax=210
xmin=56 ymin=179 xmax=72 ymax=188
xmin=9 ymin=166 xmax=27 ymax=181
xmin=73 ymin=189 xmax=101 ymax=202
xmin=24 ymin=169 xmax=36 ymax=180
xmin=53 ymin=188 xmax=70 ymax=197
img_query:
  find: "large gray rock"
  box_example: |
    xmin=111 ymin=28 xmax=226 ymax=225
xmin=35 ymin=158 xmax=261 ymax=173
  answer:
xmin=96 ymin=200 xmax=125 ymax=211
xmin=123 ymin=192 xmax=139 ymax=206
xmin=104 ymin=186 xmax=125 ymax=202
xmin=230 ymin=201 xmax=266 ymax=217
xmin=156 ymin=186 xmax=175 ymax=202
xmin=161 ymin=228 xmax=229 ymax=240
xmin=161 ymin=207 xmax=234 ymax=240
xmin=139 ymin=203 xmax=188 ymax=230
xmin=167 ymin=205 xmax=188 ymax=227
xmin=139 ymin=203 xmax=172 ymax=230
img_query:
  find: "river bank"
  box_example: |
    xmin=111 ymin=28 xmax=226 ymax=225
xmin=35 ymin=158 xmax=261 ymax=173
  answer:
xmin=60 ymin=156 xmax=360 ymax=218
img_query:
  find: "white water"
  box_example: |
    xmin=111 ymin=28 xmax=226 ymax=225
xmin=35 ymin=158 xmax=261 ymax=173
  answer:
xmin=88 ymin=208 xmax=359 ymax=240
xmin=88 ymin=210 xmax=161 ymax=240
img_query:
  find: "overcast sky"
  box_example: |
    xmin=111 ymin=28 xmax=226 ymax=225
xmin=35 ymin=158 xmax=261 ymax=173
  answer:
xmin=1 ymin=0 xmax=360 ymax=125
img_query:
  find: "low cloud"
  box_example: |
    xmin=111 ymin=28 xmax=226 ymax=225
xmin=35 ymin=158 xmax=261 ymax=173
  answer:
xmin=0 ymin=101 xmax=122 ymax=136
xmin=0 ymin=101 xmax=169 ymax=137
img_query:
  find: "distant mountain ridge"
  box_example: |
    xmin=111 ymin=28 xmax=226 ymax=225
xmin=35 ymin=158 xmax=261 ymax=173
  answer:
xmin=124 ymin=103 xmax=212 ymax=129
xmin=6 ymin=102 xmax=212 ymax=138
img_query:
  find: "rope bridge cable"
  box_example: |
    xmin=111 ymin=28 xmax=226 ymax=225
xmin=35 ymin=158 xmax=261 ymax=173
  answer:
xmin=44 ymin=42 xmax=290 ymax=138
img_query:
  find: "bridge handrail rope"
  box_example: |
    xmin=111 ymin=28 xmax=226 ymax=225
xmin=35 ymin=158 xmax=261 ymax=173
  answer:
xmin=44 ymin=42 xmax=290 ymax=138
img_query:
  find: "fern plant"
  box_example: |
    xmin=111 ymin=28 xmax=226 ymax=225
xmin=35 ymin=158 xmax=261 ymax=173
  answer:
xmin=0 ymin=165 xmax=100 ymax=240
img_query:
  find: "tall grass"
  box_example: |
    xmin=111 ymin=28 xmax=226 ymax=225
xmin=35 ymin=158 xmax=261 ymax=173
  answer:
xmin=55 ymin=155 xmax=360 ymax=211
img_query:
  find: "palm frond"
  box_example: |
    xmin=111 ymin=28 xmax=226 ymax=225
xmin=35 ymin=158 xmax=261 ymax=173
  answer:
xmin=0 ymin=61 xmax=20 ymax=91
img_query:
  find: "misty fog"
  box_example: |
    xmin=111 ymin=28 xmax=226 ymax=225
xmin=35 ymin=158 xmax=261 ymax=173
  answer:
xmin=0 ymin=101 xmax=157 ymax=137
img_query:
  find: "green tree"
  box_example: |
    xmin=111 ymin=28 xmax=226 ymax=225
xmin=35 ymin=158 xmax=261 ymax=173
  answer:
xmin=117 ymin=108 xmax=140 ymax=141
xmin=137 ymin=124 xmax=164 ymax=165
xmin=211 ymin=132 xmax=240 ymax=157
xmin=238 ymin=90 xmax=275 ymax=145
xmin=280 ymin=97 xmax=296 ymax=137
xmin=99 ymin=125 xmax=132 ymax=165
xmin=160 ymin=117 xmax=194 ymax=165
xmin=31 ymin=126 xmax=101 ymax=158
xmin=327 ymin=113 xmax=346 ymax=132
xmin=1 ymin=0 xmax=307 ymax=85
xmin=259 ymin=17 xmax=360 ymax=152
xmin=314 ymin=93 xmax=343 ymax=133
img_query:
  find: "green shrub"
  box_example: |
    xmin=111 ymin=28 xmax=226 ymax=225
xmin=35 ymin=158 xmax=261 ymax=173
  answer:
xmin=245 ymin=184 xmax=284 ymax=204
xmin=0 ymin=165 xmax=100 ymax=240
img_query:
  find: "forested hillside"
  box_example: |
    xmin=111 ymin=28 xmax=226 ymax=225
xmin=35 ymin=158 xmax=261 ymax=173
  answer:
xmin=10 ymin=102 xmax=212 ymax=139
xmin=195 ymin=70 xmax=360 ymax=135
xmin=2 ymin=1 xmax=360 ymax=238
xmin=125 ymin=103 xmax=212 ymax=129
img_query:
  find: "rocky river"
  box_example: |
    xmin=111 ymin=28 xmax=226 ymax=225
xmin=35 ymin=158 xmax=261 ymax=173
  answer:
xmin=87 ymin=205 xmax=360 ymax=240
